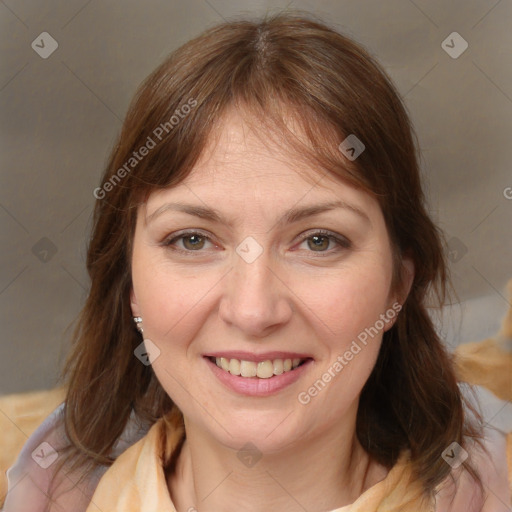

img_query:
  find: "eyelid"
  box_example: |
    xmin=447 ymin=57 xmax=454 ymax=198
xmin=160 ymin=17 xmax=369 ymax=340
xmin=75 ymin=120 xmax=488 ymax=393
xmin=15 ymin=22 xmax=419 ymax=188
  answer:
xmin=162 ymin=228 xmax=212 ymax=241
xmin=162 ymin=228 xmax=351 ymax=255
xmin=161 ymin=229 xmax=218 ymax=252
xmin=295 ymin=228 xmax=352 ymax=252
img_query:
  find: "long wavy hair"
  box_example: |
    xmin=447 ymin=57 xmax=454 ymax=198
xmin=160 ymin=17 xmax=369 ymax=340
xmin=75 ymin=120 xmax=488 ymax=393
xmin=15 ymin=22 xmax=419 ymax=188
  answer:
xmin=53 ymin=11 xmax=483 ymax=502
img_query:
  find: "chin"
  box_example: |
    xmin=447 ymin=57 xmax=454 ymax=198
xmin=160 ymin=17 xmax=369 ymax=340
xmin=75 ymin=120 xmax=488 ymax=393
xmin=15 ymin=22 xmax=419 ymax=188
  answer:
xmin=188 ymin=408 xmax=301 ymax=453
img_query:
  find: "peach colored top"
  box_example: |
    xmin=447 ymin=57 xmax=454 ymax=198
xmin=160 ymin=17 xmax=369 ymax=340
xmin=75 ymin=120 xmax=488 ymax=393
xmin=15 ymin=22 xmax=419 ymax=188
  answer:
xmin=2 ymin=394 xmax=511 ymax=511
xmin=84 ymin=407 xmax=511 ymax=512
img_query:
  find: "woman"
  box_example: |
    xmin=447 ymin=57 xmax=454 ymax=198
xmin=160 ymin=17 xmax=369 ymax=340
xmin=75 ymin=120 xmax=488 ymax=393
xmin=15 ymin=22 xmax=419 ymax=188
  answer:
xmin=3 ymin=12 xmax=510 ymax=512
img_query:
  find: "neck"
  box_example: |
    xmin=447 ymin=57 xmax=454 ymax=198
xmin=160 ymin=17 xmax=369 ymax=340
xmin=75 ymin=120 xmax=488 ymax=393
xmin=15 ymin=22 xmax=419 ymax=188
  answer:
xmin=167 ymin=415 xmax=388 ymax=512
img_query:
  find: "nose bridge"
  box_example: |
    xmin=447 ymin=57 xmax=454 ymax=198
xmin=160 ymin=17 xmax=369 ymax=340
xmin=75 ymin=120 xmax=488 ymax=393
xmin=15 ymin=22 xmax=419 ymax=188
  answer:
xmin=219 ymin=243 xmax=291 ymax=336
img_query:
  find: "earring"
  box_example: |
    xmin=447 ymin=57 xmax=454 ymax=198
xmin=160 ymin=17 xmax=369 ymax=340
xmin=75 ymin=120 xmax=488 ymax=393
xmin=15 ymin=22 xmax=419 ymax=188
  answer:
xmin=133 ymin=316 xmax=143 ymax=334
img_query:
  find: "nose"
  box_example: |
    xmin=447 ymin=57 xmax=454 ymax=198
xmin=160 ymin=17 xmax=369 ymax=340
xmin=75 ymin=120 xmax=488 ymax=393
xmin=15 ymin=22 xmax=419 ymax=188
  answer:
xmin=218 ymin=248 xmax=293 ymax=338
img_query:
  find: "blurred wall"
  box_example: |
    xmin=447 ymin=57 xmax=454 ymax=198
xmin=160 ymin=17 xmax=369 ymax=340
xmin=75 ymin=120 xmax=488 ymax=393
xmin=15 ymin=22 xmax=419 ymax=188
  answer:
xmin=1 ymin=0 xmax=511 ymax=393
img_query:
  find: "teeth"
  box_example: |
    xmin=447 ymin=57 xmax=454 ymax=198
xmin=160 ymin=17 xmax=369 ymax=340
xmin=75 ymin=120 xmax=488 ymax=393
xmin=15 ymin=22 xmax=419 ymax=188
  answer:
xmin=214 ymin=357 xmax=305 ymax=378
xmin=273 ymin=359 xmax=284 ymax=375
xmin=257 ymin=360 xmax=274 ymax=379
xmin=240 ymin=360 xmax=257 ymax=377
xmin=229 ymin=358 xmax=241 ymax=376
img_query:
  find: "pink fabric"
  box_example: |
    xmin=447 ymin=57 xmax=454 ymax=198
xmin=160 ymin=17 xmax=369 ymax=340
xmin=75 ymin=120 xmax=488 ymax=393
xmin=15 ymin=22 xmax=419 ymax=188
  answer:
xmin=2 ymin=403 xmax=148 ymax=512
xmin=3 ymin=385 xmax=511 ymax=511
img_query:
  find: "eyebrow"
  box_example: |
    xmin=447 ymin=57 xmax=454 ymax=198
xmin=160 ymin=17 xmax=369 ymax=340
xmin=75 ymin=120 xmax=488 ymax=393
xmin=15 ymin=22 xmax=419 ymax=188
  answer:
xmin=146 ymin=199 xmax=370 ymax=227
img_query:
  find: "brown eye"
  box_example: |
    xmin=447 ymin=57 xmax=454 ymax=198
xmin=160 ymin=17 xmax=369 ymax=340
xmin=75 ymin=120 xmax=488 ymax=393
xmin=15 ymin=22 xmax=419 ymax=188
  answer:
xmin=297 ymin=230 xmax=351 ymax=254
xmin=163 ymin=231 xmax=214 ymax=252
xmin=307 ymin=235 xmax=331 ymax=251
xmin=182 ymin=234 xmax=206 ymax=250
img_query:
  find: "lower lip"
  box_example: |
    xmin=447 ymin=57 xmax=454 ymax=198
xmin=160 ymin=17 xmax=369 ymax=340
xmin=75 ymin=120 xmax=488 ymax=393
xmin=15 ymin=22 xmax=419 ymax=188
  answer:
xmin=205 ymin=357 xmax=313 ymax=397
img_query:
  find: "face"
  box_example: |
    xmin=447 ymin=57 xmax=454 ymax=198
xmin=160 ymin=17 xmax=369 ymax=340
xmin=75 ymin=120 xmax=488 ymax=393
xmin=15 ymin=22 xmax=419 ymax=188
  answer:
xmin=130 ymin=108 xmax=412 ymax=454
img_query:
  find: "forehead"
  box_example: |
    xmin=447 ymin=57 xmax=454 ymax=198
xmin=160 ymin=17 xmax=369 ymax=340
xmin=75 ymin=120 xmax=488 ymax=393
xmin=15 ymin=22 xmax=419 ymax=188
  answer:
xmin=180 ymin=106 xmax=338 ymax=189
xmin=142 ymin=106 xmax=381 ymax=224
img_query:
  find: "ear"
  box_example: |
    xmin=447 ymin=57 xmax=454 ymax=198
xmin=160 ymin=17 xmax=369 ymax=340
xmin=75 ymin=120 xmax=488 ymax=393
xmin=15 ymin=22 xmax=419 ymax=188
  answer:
xmin=130 ymin=288 xmax=141 ymax=317
xmin=384 ymin=256 xmax=415 ymax=331
xmin=400 ymin=256 xmax=415 ymax=303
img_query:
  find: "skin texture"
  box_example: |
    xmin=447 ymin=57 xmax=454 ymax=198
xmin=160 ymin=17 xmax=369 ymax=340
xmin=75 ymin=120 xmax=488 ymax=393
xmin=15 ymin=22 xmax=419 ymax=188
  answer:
xmin=130 ymin=107 xmax=414 ymax=512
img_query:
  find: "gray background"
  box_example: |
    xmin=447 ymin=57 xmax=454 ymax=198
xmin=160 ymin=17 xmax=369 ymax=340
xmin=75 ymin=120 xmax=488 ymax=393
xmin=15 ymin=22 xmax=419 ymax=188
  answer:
xmin=1 ymin=0 xmax=511 ymax=394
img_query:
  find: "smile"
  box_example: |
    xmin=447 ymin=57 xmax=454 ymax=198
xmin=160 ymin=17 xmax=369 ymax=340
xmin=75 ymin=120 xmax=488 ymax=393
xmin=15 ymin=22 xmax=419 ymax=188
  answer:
xmin=209 ymin=356 xmax=307 ymax=379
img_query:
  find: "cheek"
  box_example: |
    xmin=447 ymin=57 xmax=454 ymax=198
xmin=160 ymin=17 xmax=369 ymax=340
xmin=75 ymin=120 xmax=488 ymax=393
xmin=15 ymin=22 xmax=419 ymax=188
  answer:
xmin=294 ymin=266 xmax=391 ymax=426
xmin=131 ymin=259 xmax=214 ymax=399
xmin=131 ymin=252 xmax=218 ymax=348
xmin=298 ymin=258 xmax=393 ymax=349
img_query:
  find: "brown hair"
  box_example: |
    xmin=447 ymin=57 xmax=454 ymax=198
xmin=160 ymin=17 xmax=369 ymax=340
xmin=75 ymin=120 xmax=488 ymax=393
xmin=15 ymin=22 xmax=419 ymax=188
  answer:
xmin=55 ymin=11 xmax=483 ymax=501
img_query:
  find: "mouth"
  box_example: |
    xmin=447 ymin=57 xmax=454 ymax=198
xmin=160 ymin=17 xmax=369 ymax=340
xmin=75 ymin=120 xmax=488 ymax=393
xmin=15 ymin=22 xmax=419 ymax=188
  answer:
xmin=206 ymin=355 xmax=312 ymax=379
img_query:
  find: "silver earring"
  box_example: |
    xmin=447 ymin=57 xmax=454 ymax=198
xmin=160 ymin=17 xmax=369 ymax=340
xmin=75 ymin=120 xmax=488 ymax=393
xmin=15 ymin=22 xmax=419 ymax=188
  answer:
xmin=133 ymin=316 xmax=143 ymax=334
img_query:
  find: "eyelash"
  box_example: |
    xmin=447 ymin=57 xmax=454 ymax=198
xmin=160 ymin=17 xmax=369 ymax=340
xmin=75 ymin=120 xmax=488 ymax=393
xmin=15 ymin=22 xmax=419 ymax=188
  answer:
xmin=161 ymin=229 xmax=351 ymax=256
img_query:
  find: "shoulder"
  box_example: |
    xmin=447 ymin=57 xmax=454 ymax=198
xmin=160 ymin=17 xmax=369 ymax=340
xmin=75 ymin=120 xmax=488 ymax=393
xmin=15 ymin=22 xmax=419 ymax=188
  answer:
xmin=2 ymin=402 xmax=150 ymax=512
xmin=1 ymin=403 xmax=97 ymax=512
xmin=84 ymin=410 xmax=185 ymax=511
xmin=434 ymin=384 xmax=512 ymax=512
xmin=435 ymin=426 xmax=511 ymax=511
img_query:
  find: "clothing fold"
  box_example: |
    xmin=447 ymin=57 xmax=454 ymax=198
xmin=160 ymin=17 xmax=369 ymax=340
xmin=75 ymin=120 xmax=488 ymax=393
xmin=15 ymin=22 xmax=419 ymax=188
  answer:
xmin=85 ymin=406 xmax=434 ymax=512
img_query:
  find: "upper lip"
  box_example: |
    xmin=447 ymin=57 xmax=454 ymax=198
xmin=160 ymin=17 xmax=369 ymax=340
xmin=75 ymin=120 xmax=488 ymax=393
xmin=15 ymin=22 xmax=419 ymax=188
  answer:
xmin=204 ymin=351 xmax=313 ymax=363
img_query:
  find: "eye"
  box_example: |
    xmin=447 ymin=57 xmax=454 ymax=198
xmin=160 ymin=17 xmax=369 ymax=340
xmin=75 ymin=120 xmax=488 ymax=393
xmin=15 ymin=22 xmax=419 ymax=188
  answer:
xmin=162 ymin=231 xmax=216 ymax=252
xmin=161 ymin=229 xmax=351 ymax=255
xmin=296 ymin=230 xmax=351 ymax=253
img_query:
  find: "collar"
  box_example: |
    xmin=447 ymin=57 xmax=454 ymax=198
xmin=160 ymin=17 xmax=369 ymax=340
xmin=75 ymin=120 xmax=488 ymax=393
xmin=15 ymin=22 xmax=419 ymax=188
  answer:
xmin=86 ymin=408 xmax=433 ymax=512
